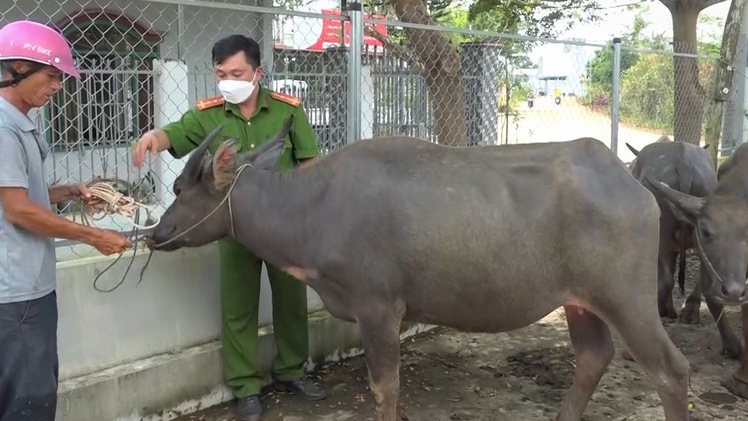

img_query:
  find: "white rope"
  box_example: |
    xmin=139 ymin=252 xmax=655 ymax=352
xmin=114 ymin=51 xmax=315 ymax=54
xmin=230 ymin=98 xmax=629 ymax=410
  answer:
xmin=77 ymin=182 xmax=160 ymax=230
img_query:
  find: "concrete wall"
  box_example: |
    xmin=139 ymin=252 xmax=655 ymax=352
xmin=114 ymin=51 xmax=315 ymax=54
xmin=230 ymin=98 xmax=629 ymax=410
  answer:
xmin=53 ymin=244 xmax=435 ymax=421
xmin=55 ymin=245 xmax=328 ymax=381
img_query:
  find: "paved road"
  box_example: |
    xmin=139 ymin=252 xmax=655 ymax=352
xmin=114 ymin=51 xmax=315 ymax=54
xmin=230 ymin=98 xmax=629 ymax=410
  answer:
xmin=504 ymin=95 xmax=670 ymax=164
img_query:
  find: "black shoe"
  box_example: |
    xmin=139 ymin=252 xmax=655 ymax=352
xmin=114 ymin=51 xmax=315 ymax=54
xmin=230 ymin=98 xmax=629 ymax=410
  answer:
xmin=274 ymin=375 xmax=328 ymax=401
xmin=236 ymin=395 xmax=263 ymax=421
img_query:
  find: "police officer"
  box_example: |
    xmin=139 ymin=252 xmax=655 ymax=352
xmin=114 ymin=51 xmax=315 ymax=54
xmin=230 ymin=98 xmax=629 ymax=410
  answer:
xmin=132 ymin=34 xmax=326 ymax=421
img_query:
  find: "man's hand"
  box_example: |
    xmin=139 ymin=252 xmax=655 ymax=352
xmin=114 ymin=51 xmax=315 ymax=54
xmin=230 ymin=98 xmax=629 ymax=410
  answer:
xmin=90 ymin=229 xmax=133 ymax=256
xmin=1 ymin=186 xmax=132 ymax=255
xmin=132 ymin=130 xmax=167 ymax=167
xmin=67 ymin=183 xmax=102 ymax=207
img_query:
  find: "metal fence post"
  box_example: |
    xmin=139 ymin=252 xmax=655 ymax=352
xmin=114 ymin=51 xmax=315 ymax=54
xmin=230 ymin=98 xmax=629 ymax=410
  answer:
xmin=347 ymin=1 xmax=363 ymax=144
xmin=611 ymin=37 xmax=622 ymax=156
xmin=737 ymin=34 xmax=748 ymax=150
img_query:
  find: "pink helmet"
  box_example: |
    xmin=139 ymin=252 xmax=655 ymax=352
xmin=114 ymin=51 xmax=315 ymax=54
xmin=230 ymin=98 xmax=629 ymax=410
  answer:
xmin=0 ymin=20 xmax=80 ymax=80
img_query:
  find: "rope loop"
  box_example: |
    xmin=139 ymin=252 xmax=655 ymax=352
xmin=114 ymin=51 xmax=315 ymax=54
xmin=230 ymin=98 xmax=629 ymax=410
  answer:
xmin=76 ymin=182 xmax=160 ymax=230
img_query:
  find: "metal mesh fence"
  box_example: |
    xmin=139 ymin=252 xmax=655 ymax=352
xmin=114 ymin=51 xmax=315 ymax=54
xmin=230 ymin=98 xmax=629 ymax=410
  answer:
xmin=0 ymin=0 xmax=736 ymax=261
xmin=612 ymin=41 xmax=721 ymax=163
xmin=1 ymin=0 xmax=350 ymax=261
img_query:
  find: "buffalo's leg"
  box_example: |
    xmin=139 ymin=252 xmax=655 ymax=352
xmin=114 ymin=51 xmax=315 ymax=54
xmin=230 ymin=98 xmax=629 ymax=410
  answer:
xmin=358 ymin=313 xmax=404 ymax=421
xmin=556 ymin=306 xmax=614 ymax=421
xmin=612 ymin=304 xmax=690 ymax=420
xmin=678 ymin=268 xmax=702 ymax=325
xmin=658 ymin=251 xmax=678 ymax=319
xmin=702 ymin=273 xmax=741 ymax=359
xmin=722 ymin=304 xmax=748 ymax=398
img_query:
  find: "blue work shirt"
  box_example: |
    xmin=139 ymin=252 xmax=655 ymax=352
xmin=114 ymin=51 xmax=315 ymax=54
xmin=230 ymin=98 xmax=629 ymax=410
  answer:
xmin=0 ymin=96 xmax=56 ymax=304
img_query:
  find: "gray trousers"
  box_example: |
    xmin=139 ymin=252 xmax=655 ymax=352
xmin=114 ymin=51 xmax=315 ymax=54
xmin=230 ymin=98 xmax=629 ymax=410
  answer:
xmin=0 ymin=291 xmax=58 ymax=421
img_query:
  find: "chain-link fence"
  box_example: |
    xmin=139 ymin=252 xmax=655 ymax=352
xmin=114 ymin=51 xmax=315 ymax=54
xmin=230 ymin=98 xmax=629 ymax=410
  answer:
xmin=0 ymin=0 xmax=737 ymax=261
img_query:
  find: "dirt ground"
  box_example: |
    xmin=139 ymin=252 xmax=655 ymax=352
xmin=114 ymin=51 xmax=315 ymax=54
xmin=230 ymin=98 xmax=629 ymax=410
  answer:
xmin=174 ymin=254 xmax=748 ymax=421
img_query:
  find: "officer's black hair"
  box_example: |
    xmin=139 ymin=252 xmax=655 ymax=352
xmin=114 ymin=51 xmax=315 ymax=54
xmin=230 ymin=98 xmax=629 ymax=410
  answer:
xmin=212 ymin=34 xmax=261 ymax=69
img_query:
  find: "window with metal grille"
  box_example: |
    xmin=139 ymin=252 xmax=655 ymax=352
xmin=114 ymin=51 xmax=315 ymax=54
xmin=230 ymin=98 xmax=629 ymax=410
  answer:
xmin=45 ymin=10 xmax=162 ymax=152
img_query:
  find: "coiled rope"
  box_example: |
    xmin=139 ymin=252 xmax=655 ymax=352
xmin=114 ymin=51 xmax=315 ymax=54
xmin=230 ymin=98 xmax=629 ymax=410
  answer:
xmin=73 ymin=181 xmax=159 ymax=293
xmin=78 ymin=182 xmax=160 ymax=230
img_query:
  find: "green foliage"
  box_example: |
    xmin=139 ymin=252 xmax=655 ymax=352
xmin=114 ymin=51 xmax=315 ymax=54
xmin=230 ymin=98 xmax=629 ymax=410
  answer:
xmin=581 ymin=5 xmax=722 ymax=133
xmin=365 ymin=0 xmax=607 ymax=56
xmin=467 ymin=0 xmax=603 ymax=39
xmin=697 ymin=13 xmax=725 ymax=56
xmin=619 ymin=53 xmax=675 ymax=132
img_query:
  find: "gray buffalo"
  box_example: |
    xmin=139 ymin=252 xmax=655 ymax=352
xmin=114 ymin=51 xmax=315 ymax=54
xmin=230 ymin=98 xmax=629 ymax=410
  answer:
xmin=625 ymin=140 xmax=713 ymax=314
xmin=626 ymin=139 xmax=741 ymax=360
xmin=624 ymin=134 xmax=673 ymax=170
xmin=147 ymin=119 xmax=690 ymax=421
xmin=646 ymin=141 xmax=748 ymax=399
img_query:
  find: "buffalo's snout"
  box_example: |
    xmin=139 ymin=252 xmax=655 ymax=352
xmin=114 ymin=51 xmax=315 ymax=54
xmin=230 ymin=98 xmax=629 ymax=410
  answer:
xmin=718 ymin=281 xmax=747 ymax=305
xmin=147 ymin=219 xmax=180 ymax=251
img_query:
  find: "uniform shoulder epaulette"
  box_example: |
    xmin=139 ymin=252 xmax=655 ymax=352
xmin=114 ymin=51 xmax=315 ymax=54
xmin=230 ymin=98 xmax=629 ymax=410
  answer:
xmin=196 ymin=96 xmax=225 ymax=111
xmin=270 ymin=91 xmax=301 ymax=107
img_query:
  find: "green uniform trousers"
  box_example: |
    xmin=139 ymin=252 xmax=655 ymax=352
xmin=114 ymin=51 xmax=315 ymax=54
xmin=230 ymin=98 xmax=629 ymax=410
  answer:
xmin=218 ymin=236 xmax=309 ymax=398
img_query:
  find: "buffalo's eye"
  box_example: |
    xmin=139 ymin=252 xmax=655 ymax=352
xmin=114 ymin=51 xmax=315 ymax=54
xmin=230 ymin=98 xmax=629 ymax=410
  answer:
xmin=700 ymin=224 xmax=715 ymax=241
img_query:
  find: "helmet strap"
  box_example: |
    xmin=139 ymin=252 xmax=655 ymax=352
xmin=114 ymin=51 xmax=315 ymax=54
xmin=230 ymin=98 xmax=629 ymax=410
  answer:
xmin=0 ymin=61 xmax=43 ymax=89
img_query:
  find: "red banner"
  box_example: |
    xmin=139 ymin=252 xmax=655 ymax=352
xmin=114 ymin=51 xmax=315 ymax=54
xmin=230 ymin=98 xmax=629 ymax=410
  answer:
xmin=304 ymin=9 xmax=388 ymax=51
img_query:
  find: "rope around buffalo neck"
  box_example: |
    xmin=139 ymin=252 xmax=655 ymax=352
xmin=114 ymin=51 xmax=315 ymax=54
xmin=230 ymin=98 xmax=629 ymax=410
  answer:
xmin=77 ymin=182 xmax=160 ymax=230
xmin=148 ymin=162 xmax=252 ymax=248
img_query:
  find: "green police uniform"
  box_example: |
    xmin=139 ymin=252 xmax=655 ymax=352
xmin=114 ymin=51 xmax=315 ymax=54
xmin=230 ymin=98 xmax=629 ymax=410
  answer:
xmin=161 ymin=85 xmax=321 ymax=399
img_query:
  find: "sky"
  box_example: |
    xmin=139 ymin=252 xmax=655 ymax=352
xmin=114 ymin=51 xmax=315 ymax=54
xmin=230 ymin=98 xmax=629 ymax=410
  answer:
xmin=559 ymin=0 xmax=731 ymax=43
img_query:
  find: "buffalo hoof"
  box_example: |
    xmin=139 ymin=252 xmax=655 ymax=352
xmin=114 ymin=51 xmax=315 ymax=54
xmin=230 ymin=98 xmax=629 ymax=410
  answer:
xmin=722 ymin=374 xmax=748 ymax=400
xmin=678 ymin=301 xmax=701 ymax=325
xmin=720 ymin=339 xmax=742 ymax=360
xmin=659 ymin=306 xmax=678 ymax=320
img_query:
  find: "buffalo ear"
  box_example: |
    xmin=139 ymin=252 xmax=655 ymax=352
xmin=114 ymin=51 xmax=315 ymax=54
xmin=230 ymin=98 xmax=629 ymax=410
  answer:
xmin=246 ymin=114 xmax=295 ymax=171
xmin=250 ymin=141 xmax=285 ymax=171
xmin=212 ymin=138 xmax=238 ymax=190
xmin=185 ymin=124 xmax=225 ymax=180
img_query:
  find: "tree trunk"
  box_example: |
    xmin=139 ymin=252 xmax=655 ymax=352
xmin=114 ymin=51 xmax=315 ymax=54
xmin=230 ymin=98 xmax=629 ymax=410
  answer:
xmin=668 ymin=1 xmax=707 ymax=144
xmin=389 ymin=0 xmax=468 ymax=146
xmin=704 ymin=0 xmax=747 ymax=166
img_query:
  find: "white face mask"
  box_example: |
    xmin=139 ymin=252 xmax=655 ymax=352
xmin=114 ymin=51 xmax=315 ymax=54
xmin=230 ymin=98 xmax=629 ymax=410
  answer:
xmin=217 ymin=73 xmax=258 ymax=104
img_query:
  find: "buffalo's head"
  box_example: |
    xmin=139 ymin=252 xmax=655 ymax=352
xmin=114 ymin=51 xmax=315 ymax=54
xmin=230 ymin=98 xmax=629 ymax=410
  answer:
xmin=646 ymin=175 xmax=748 ymax=305
xmin=147 ymin=116 xmax=292 ymax=251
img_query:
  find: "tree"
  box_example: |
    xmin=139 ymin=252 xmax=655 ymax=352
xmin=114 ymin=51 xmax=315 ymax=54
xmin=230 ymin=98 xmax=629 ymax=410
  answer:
xmin=585 ymin=10 xmax=650 ymax=93
xmin=581 ymin=8 xmax=722 ymax=135
xmin=703 ymin=0 xmax=747 ymax=165
xmin=659 ymin=0 xmax=728 ymax=144
xmin=365 ymin=0 xmax=604 ymax=145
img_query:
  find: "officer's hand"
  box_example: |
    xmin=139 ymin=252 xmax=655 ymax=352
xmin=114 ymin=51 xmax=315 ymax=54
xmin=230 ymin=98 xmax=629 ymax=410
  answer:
xmin=132 ymin=132 xmax=160 ymax=168
xmin=90 ymin=229 xmax=133 ymax=256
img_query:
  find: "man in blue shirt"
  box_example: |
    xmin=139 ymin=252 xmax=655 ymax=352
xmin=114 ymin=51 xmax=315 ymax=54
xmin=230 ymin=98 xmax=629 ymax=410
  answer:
xmin=0 ymin=20 xmax=132 ymax=421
